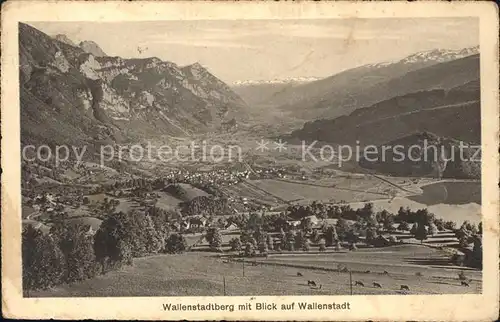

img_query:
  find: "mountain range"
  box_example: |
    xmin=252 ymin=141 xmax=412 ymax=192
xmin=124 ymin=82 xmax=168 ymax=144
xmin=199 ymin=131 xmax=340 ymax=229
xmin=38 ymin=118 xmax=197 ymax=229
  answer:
xmin=286 ymin=66 xmax=480 ymax=178
xmin=234 ymin=46 xmax=479 ymax=120
xmin=20 ymin=23 xmax=247 ymax=150
xmin=20 ymin=22 xmax=481 ymax=178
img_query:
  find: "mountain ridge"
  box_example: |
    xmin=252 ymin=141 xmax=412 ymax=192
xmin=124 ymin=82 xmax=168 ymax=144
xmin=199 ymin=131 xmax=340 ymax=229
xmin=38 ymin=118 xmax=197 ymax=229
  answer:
xmin=20 ymin=23 xmax=248 ymax=152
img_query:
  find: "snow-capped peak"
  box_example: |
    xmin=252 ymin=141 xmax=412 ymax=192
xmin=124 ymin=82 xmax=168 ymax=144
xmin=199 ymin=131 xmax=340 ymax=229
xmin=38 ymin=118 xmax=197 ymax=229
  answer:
xmin=233 ymin=76 xmax=322 ymax=86
xmin=363 ymin=46 xmax=479 ymax=69
xmin=399 ymin=46 xmax=479 ymax=64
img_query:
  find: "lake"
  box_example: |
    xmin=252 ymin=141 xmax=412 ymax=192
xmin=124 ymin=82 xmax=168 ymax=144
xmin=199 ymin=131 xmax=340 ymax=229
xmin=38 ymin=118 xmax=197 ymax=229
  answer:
xmin=408 ymin=181 xmax=481 ymax=205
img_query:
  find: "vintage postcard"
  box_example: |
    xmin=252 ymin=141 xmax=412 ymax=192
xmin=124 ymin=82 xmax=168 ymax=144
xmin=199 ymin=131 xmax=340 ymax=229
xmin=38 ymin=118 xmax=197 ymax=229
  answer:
xmin=1 ymin=1 xmax=499 ymax=320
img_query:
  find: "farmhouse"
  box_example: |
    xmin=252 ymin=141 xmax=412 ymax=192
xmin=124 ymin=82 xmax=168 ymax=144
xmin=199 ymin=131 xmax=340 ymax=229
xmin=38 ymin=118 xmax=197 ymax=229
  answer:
xmin=188 ymin=216 xmax=209 ymax=229
xmin=225 ymin=223 xmax=239 ymax=231
xmin=304 ymin=215 xmax=320 ymax=225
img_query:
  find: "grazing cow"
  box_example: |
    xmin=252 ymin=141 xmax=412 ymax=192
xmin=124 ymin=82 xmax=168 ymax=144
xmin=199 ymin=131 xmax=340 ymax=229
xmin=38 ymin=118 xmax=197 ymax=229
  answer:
xmin=383 ymin=271 xmax=389 ymax=275
xmin=461 ymin=281 xmax=470 ymax=287
xmin=307 ymin=280 xmax=317 ymax=287
xmin=354 ymin=281 xmax=364 ymax=287
xmin=373 ymin=282 xmax=382 ymax=288
xmin=400 ymin=285 xmax=410 ymax=291
xmin=297 ymin=272 xmax=303 ymax=277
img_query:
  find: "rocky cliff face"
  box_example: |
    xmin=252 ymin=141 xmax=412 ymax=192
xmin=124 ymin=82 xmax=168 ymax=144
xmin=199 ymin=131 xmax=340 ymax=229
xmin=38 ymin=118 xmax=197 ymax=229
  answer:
xmin=19 ymin=23 xmax=247 ymax=149
xmin=79 ymin=40 xmax=107 ymax=57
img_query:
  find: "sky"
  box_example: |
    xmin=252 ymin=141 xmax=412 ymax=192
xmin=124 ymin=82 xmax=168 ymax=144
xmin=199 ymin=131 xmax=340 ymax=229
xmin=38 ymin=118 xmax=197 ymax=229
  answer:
xmin=30 ymin=18 xmax=479 ymax=84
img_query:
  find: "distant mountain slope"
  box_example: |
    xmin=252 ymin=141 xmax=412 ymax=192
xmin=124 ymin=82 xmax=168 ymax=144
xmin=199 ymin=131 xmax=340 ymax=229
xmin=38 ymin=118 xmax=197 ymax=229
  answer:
xmin=232 ymin=77 xmax=322 ymax=107
xmin=19 ymin=23 xmax=247 ymax=149
xmin=288 ymin=80 xmax=480 ymax=146
xmin=232 ymin=82 xmax=300 ymax=107
xmin=270 ymin=47 xmax=479 ymax=120
xmin=358 ymin=132 xmax=481 ymax=179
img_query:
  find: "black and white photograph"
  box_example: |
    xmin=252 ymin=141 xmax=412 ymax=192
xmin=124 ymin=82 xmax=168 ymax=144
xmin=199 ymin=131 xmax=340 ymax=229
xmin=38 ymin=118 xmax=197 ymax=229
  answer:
xmin=2 ymin=1 xmax=499 ymax=321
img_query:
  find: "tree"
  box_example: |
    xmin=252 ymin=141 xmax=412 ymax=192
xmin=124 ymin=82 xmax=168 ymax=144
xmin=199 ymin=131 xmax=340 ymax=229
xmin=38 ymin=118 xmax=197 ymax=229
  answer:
xmin=253 ymin=227 xmax=264 ymax=244
xmin=302 ymin=239 xmax=311 ymax=251
xmin=300 ymin=217 xmax=313 ymax=232
xmin=294 ymin=230 xmax=307 ymax=250
xmin=365 ymin=228 xmax=378 ymax=245
xmin=336 ymin=218 xmax=350 ymax=241
xmin=310 ymin=229 xmax=320 ymax=243
xmin=94 ymin=212 xmax=134 ymax=271
xmin=345 ymin=230 xmax=359 ymax=245
xmin=258 ymin=239 xmax=268 ymax=254
xmin=455 ymin=226 xmax=470 ymax=241
xmin=413 ymin=223 xmax=428 ymax=244
xmin=285 ymin=230 xmax=296 ymax=251
xmin=325 ymin=225 xmax=339 ymax=247
xmin=410 ymin=223 xmax=418 ymax=235
xmin=470 ymin=236 xmax=482 ymax=268
xmin=378 ymin=210 xmax=395 ymax=231
xmin=277 ymin=229 xmax=286 ymax=251
xmin=164 ymin=234 xmax=187 ymax=254
xmin=266 ymin=235 xmax=274 ymax=251
xmin=22 ymin=226 xmax=66 ymax=290
xmin=318 ymin=238 xmax=326 ymax=251
xmin=240 ymin=229 xmax=253 ymax=245
xmin=206 ymin=227 xmax=222 ymax=251
xmin=444 ymin=221 xmax=457 ymax=230
xmin=358 ymin=202 xmax=374 ymax=219
xmin=210 ymin=229 xmax=223 ymax=251
xmin=428 ymin=223 xmax=438 ymax=236
xmin=458 ymin=236 xmax=470 ymax=248
xmin=51 ymin=223 xmax=99 ymax=283
xmin=244 ymin=242 xmax=256 ymax=257
xmin=141 ymin=213 xmax=163 ymax=254
xmin=229 ymin=237 xmax=242 ymax=251
xmin=398 ymin=221 xmax=410 ymax=231
xmin=435 ymin=219 xmax=445 ymax=231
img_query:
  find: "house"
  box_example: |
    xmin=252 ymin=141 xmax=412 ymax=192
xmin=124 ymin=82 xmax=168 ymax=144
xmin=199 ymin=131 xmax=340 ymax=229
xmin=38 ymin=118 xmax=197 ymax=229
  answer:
xmin=225 ymin=223 xmax=239 ymax=231
xmin=170 ymin=222 xmax=181 ymax=231
xmin=304 ymin=215 xmax=320 ymax=225
xmin=190 ymin=216 xmax=208 ymax=229
xmin=180 ymin=220 xmax=191 ymax=230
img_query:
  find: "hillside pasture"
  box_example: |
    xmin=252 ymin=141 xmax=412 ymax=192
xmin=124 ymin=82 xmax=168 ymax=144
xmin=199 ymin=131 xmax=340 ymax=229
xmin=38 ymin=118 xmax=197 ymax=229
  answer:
xmin=29 ymin=249 xmax=481 ymax=297
xmin=258 ymin=245 xmax=477 ymax=280
xmin=177 ymin=183 xmax=210 ymax=200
